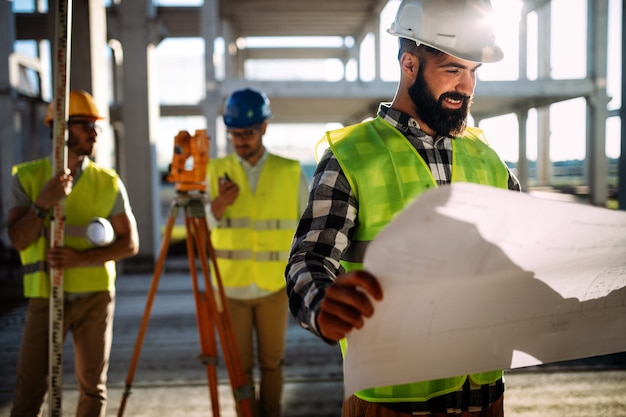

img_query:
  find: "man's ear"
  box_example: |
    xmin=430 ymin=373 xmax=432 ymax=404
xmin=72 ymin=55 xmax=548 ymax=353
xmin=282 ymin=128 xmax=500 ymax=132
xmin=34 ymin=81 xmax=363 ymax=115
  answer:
xmin=399 ymin=52 xmax=419 ymax=82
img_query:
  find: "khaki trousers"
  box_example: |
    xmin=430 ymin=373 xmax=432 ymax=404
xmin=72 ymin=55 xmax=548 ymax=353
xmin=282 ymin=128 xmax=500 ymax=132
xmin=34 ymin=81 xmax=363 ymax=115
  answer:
xmin=11 ymin=292 xmax=115 ymax=417
xmin=227 ymin=289 xmax=288 ymax=417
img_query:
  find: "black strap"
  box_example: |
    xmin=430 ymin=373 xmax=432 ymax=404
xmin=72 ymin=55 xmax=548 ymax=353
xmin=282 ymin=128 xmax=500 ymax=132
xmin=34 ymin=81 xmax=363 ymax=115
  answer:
xmin=481 ymin=383 xmax=491 ymax=410
xmin=462 ymin=378 xmax=471 ymax=411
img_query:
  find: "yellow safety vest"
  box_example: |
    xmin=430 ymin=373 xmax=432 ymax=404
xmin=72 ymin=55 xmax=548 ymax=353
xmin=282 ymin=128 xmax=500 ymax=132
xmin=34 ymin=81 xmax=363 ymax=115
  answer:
xmin=328 ymin=117 xmax=509 ymax=402
xmin=208 ymin=153 xmax=301 ymax=291
xmin=13 ymin=158 xmax=119 ymax=298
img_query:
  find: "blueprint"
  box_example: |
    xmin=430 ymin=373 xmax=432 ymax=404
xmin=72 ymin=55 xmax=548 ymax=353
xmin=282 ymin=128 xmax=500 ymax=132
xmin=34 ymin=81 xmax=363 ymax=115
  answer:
xmin=344 ymin=183 xmax=626 ymax=398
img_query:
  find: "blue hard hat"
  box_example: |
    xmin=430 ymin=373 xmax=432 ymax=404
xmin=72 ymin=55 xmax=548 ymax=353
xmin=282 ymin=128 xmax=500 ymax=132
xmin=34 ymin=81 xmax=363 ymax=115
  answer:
xmin=223 ymin=88 xmax=272 ymax=128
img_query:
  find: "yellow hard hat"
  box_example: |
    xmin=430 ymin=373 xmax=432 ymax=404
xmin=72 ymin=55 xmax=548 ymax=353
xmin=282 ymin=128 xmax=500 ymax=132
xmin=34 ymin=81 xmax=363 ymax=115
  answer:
xmin=44 ymin=90 xmax=104 ymax=126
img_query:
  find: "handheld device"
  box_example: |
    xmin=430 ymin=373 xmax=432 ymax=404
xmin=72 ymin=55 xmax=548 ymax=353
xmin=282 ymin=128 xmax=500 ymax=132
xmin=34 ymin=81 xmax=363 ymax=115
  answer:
xmin=220 ymin=172 xmax=232 ymax=186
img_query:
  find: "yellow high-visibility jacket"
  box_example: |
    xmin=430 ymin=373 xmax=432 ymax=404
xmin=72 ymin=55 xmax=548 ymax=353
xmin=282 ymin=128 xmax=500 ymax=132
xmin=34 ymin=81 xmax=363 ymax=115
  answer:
xmin=12 ymin=158 xmax=119 ymax=298
xmin=208 ymin=153 xmax=301 ymax=292
xmin=328 ymin=117 xmax=509 ymax=402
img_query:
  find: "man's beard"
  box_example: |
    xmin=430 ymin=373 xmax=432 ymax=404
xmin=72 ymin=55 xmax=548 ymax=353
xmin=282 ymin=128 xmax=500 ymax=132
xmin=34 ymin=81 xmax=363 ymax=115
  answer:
xmin=235 ymin=142 xmax=263 ymax=162
xmin=408 ymin=70 xmax=472 ymax=137
xmin=67 ymin=134 xmax=95 ymax=158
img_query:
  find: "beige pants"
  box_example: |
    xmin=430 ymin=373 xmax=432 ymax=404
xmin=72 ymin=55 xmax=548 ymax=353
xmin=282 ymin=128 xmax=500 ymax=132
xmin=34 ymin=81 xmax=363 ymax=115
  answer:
xmin=227 ymin=289 xmax=289 ymax=417
xmin=11 ymin=292 xmax=115 ymax=417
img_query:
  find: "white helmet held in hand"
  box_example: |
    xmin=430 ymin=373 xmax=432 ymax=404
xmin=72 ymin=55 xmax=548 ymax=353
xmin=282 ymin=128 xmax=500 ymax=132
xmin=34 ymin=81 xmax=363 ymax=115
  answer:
xmin=387 ymin=0 xmax=504 ymax=63
xmin=86 ymin=217 xmax=115 ymax=246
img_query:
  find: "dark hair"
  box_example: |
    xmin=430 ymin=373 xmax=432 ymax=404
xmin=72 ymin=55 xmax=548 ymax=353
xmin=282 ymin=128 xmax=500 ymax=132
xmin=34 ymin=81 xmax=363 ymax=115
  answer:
xmin=397 ymin=38 xmax=444 ymax=61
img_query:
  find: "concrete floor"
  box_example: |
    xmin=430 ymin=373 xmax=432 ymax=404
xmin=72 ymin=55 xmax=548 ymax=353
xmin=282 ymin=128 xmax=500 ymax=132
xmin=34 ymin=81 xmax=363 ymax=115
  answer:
xmin=1 ymin=263 xmax=625 ymax=417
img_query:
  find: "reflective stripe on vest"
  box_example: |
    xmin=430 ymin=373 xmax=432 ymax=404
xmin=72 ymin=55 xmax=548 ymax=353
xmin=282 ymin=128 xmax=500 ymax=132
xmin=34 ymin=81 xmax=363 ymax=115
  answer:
xmin=329 ymin=117 xmax=507 ymax=402
xmin=214 ymin=249 xmax=290 ymax=262
xmin=22 ymin=260 xmax=108 ymax=275
xmin=39 ymin=225 xmax=88 ymax=240
xmin=22 ymin=260 xmax=47 ymax=274
xmin=221 ymin=218 xmax=299 ymax=230
xmin=22 ymin=226 xmax=89 ymax=275
xmin=13 ymin=158 xmax=120 ymax=298
xmin=208 ymin=153 xmax=301 ymax=291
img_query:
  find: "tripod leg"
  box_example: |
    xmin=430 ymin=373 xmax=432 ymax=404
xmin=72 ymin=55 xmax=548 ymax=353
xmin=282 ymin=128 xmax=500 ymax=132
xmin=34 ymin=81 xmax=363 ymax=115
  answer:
xmin=118 ymin=208 xmax=178 ymax=417
xmin=184 ymin=215 xmax=221 ymax=417
xmin=193 ymin=216 xmax=254 ymax=417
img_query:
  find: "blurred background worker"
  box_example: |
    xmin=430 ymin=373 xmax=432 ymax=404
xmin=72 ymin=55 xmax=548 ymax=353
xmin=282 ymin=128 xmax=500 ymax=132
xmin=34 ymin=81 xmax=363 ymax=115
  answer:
xmin=286 ymin=1 xmax=520 ymax=416
xmin=206 ymin=87 xmax=309 ymax=417
xmin=8 ymin=90 xmax=139 ymax=417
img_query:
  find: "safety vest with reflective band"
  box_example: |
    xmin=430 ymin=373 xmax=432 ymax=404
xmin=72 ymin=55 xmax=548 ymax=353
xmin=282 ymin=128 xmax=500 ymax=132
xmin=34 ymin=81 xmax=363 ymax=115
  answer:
xmin=12 ymin=158 xmax=119 ymax=298
xmin=208 ymin=153 xmax=301 ymax=291
xmin=328 ymin=116 xmax=509 ymax=402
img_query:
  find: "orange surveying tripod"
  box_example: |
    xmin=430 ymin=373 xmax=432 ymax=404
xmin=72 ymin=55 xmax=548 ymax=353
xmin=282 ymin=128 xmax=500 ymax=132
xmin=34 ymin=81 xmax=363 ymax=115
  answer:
xmin=117 ymin=130 xmax=253 ymax=417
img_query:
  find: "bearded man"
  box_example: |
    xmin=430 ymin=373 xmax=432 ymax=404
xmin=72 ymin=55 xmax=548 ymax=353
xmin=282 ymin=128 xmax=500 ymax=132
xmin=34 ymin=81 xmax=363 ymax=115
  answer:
xmin=285 ymin=1 xmax=520 ymax=416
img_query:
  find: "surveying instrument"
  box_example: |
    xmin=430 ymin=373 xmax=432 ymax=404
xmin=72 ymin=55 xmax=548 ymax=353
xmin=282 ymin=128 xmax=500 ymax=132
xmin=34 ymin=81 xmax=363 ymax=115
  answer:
xmin=118 ymin=130 xmax=253 ymax=417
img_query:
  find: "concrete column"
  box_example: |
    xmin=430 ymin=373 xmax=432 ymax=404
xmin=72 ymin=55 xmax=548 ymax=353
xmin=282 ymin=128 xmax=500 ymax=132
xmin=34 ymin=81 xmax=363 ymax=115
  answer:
xmin=516 ymin=5 xmax=529 ymax=190
xmin=617 ymin=0 xmax=626 ymax=210
xmin=585 ymin=0 xmax=610 ymax=206
xmin=348 ymin=33 xmax=361 ymax=81
xmin=536 ymin=107 xmax=551 ymax=186
xmin=201 ymin=0 xmax=220 ymax=159
xmin=535 ymin=4 xmax=552 ymax=186
xmin=0 ymin=0 xmax=17 ymax=246
xmin=518 ymin=5 xmax=528 ymax=81
xmin=222 ymin=20 xmax=237 ymax=80
xmin=114 ymin=0 xmax=162 ymax=270
xmin=373 ymin=16 xmax=380 ymax=81
xmin=70 ymin=0 xmax=114 ymax=170
xmin=516 ymin=110 xmax=529 ymax=190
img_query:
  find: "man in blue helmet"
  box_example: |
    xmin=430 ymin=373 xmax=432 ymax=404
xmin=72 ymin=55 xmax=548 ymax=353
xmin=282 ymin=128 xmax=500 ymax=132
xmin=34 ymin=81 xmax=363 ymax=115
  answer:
xmin=206 ymin=88 xmax=309 ymax=417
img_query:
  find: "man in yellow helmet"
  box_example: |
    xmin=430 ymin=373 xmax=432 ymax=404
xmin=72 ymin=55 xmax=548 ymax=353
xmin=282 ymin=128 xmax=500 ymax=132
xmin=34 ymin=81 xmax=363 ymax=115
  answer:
xmin=286 ymin=1 xmax=520 ymax=416
xmin=8 ymin=90 xmax=139 ymax=417
xmin=206 ymin=88 xmax=309 ymax=417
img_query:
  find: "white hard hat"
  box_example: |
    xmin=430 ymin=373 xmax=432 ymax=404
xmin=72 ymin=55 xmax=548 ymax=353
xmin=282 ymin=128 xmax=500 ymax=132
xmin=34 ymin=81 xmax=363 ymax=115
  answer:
xmin=86 ymin=217 xmax=115 ymax=246
xmin=387 ymin=0 xmax=504 ymax=63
